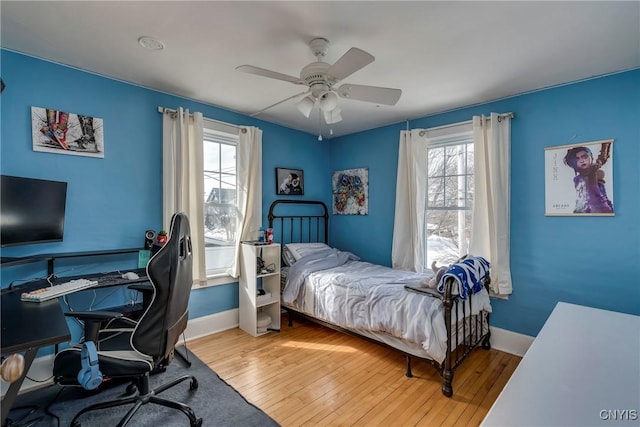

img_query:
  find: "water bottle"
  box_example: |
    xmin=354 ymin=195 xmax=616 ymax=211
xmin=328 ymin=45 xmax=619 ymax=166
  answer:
xmin=266 ymin=228 xmax=274 ymax=244
xmin=258 ymin=227 xmax=265 ymax=242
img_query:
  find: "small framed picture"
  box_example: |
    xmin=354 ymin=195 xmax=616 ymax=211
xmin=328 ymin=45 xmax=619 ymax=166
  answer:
xmin=275 ymin=167 xmax=304 ymax=195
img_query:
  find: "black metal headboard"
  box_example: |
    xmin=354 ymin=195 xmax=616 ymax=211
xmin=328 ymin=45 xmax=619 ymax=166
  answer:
xmin=267 ymin=200 xmax=328 ymax=245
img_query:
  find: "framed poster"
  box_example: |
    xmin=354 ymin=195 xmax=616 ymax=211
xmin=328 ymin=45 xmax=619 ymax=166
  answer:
xmin=332 ymin=168 xmax=368 ymax=215
xmin=276 ymin=167 xmax=304 ymax=195
xmin=32 ymin=106 xmax=104 ymax=158
xmin=544 ymin=139 xmax=614 ymax=216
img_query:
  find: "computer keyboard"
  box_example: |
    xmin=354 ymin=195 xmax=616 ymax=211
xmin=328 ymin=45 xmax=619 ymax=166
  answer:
xmin=21 ymin=279 xmax=99 ymax=303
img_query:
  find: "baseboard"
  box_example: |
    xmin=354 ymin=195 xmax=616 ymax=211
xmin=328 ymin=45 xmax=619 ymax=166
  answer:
xmin=489 ymin=326 xmax=534 ymax=357
xmin=183 ymin=308 xmax=238 ymax=342
xmin=1 ymin=309 xmax=240 ymax=398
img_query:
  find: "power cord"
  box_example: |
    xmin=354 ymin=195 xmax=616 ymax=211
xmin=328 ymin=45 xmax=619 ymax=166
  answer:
xmin=60 ymin=287 xmax=122 ymax=343
xmin=88 ymin=289 xmax=98 ymax=311
xmin=178 ymin=332 xmax=191 ymax=366
xmin=5 ymin=273 xmax=56 ymax=293
xmin=25 ymin=374 xmax=53 ymax=383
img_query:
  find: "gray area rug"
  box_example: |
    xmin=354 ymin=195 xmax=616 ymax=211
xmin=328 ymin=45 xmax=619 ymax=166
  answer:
xmin=8 ymin=347 xmax=279 ymax=426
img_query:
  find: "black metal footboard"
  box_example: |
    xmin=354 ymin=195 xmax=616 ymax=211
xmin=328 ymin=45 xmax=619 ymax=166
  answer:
xmin=439 ymin=276 xmax=492 ymax=397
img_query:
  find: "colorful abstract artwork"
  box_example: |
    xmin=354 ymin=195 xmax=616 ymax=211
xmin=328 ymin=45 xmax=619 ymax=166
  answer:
xmin=32 ymin=106 xmax=104 ymax=158
xmin=332 ymin=168 xmax=368 ymax=215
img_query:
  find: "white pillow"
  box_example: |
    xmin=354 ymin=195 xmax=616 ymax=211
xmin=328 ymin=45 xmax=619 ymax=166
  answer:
xmin=285 ymin=243 xmax=331 ymax=261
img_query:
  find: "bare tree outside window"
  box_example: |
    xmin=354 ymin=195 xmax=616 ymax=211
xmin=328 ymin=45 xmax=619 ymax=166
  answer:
xmin=203 ymin=128 xmax=238 ymax=274
xmin=426 ymin=140 xmax=473 ymax=266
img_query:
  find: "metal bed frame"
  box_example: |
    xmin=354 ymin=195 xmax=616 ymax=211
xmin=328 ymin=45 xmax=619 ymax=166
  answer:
xmin=268 ymin=199 xmax=491 ymax=397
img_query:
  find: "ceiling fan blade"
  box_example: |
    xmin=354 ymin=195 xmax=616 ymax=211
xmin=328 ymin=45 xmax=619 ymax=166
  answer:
xmin=250 ymin=90 xmax=310 ymax=117
xmin=328 ymin=48 xmax=375 ymax=81
xmin=236 ymin=65 xmax=304 ymax=85
xmin=336 ymin=84 xmax=402 ymax=105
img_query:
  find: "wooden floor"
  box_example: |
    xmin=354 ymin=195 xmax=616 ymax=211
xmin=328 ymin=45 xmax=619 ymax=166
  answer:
xmin=188 ymin=315 xmax=521 ymax=427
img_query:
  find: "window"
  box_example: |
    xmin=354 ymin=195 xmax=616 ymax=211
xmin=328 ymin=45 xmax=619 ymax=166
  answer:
xmin=202 ymin=123 xmax=238 ymax=276
xmin=426 ymin=133 xmax=473 ymax=266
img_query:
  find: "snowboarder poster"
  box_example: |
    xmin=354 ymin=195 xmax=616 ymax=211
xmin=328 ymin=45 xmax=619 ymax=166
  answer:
xmin=32 ymin=106 xmax=104 ymax=158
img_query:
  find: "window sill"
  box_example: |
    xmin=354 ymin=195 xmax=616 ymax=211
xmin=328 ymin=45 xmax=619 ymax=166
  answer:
xmin=192 ymin=273 xmax=238 ymax=289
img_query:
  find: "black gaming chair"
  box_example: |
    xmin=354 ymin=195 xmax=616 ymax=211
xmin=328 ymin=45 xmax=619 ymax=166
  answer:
xmin=53 ymin=212 xmax=202 ymax=427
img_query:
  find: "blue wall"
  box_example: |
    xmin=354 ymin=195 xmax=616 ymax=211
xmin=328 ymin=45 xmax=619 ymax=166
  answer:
xmin=330 ymin=69 xmax=640 ymax=336
xmin=0 ymin=50 xmax=329 ymax=325
xmin=2 ymin=50 xmax=638 ymax=342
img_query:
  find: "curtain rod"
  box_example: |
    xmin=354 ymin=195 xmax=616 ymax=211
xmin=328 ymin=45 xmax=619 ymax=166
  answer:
xmin=157 ymin=106 xmax=245 ymax=132
xmin=418 ymin=112 xmax=515 ymax=137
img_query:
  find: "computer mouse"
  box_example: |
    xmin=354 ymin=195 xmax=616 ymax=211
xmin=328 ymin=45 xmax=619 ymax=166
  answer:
xmin=122 ymin=272 xmax=139 ymax=280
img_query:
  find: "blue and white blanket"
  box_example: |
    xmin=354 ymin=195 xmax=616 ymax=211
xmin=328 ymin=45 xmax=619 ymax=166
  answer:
xmin=436 ymin=256 xmax=491 ymax=300
xmin=282 ymin=248 xmax=492 ymax=363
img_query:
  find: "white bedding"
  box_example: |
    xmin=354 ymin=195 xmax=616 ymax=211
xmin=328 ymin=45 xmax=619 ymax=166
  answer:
xmin=283 ymin=257 xmax=492 ymax=364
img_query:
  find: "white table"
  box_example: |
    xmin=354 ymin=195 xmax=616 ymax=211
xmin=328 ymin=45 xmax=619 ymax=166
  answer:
xmin=481 ymin=302 xmax=640 ymax=426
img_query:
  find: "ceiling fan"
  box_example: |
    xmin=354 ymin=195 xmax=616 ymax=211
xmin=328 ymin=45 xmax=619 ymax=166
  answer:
xmin=236 ymin=38 xmax=402 ymax=127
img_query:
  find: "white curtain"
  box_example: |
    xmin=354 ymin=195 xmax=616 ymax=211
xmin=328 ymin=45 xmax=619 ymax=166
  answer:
xmin=469 ymin=113 xmax=513 ymax=296
xmin=391 ymin=129 xmax=429 ymax=272
xmin=161 ymin=107 xmax=206 ymax=283
xmin=227 ymin=126 xmax=262 ymax=278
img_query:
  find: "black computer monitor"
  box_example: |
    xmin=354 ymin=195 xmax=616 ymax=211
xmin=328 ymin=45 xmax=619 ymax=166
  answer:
xmin=1 ymin=175 xmax=68 ymax=247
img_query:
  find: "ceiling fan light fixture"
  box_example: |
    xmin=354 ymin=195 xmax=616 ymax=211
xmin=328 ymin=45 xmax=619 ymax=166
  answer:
xmin=323 ymin=106 xmax=342 ymax=124
xmin=318 ymin=91 xmax=338 ymax=112
xmin=296 ymin=96 xmax=315 ymax=118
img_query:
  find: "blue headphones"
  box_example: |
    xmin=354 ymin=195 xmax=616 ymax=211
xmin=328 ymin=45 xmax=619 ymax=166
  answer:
xmin=78 ymin=341 xmax=103 ymax=390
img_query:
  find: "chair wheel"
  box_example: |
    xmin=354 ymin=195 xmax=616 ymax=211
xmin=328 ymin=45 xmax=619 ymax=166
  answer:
xmin=125 ymin=383 xmax=137 ymax=395
xmin=190 ymin=377 xmax=199 ymax=390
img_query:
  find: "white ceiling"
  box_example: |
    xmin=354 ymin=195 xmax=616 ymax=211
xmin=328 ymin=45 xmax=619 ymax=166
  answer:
xmin=2 ymin=1 xmax=639 ymax=138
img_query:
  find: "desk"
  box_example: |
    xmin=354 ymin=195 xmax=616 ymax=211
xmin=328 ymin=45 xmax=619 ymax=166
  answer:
xmin=481 ymin=302 xmax=640 ymax=426
xmin=0 ymin=268 xmax=151 ymax=426
xmin=1 ymin=288 xmax=70 ymax=426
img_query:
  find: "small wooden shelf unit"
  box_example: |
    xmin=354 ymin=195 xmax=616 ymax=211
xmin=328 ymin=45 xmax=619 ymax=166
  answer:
xmin=239 ymin=243 xmax=281 ymax=336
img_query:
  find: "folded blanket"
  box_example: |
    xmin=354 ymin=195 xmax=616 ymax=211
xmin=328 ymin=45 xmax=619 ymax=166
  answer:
xmin=436 ymin=256 xmax=490 ymax=299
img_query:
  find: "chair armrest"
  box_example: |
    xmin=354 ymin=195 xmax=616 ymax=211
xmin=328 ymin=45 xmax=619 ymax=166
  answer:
xmin=64 ymin=311 xmax=124 ymax=342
